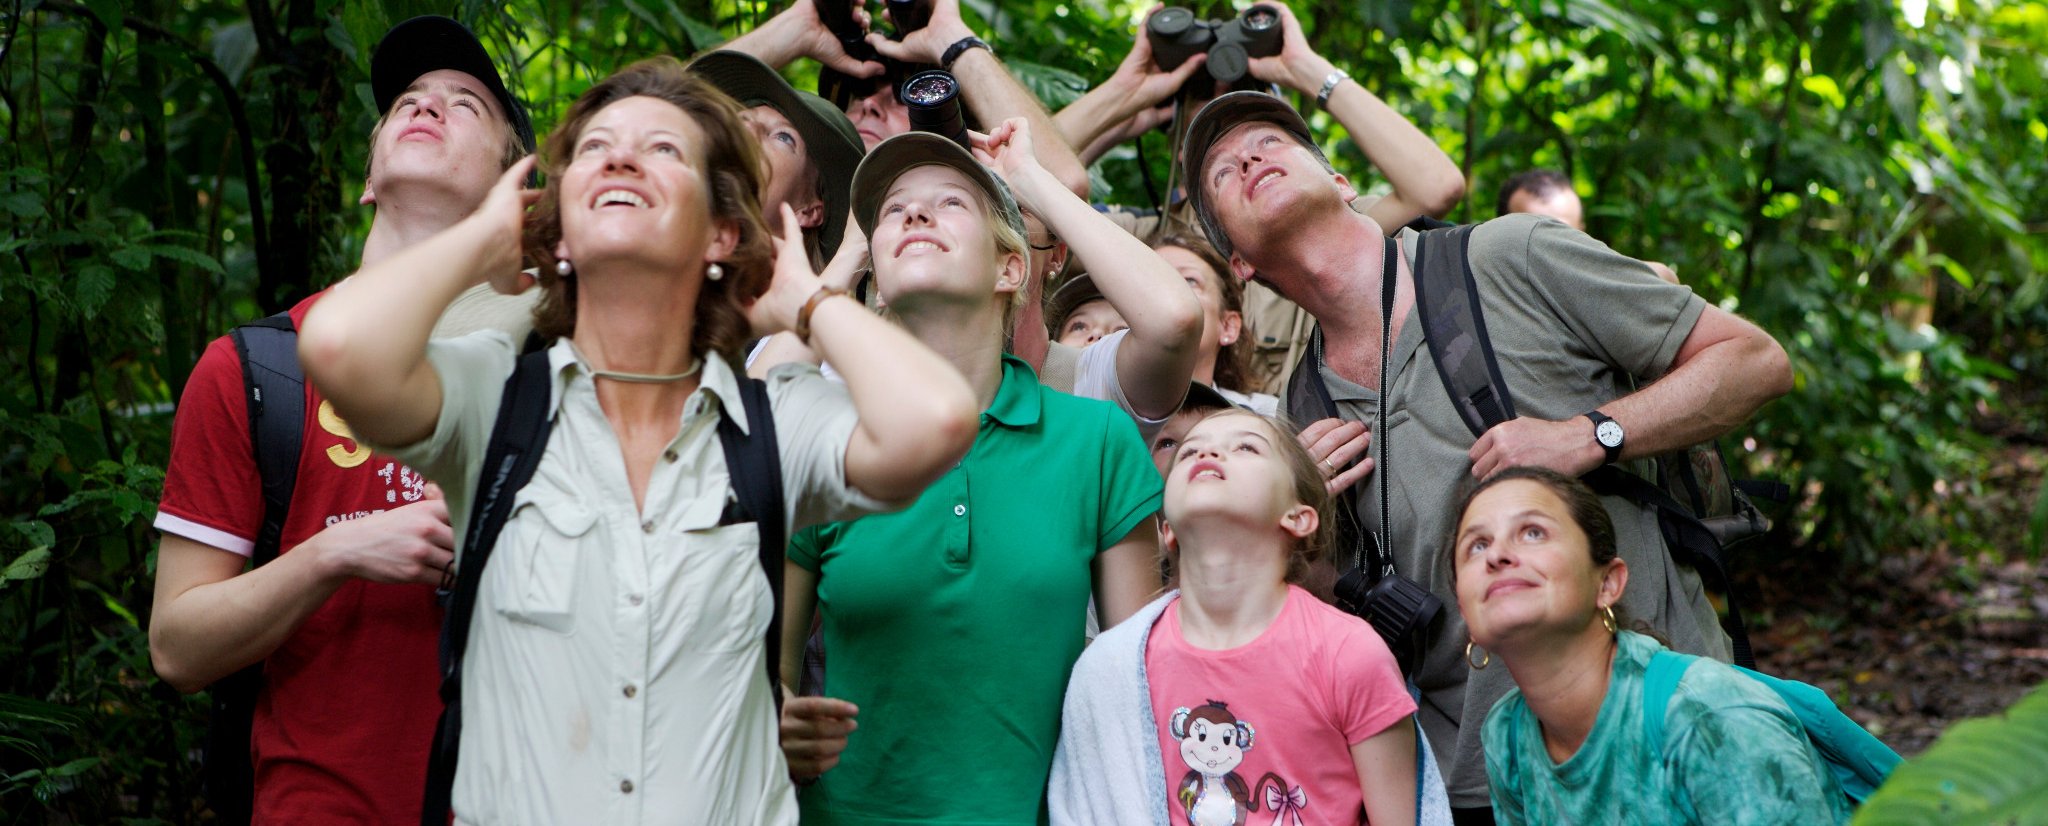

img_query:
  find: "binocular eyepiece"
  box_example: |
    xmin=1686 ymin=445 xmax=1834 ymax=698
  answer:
xmin=902 ymin=69 xmax=969 ymax=149
xmin=1147 ymin=4 xmax=1283 ymax=93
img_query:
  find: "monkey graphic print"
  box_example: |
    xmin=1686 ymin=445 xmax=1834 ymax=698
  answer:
xmin=1145 ymin=587 xmax=1416 ymax=826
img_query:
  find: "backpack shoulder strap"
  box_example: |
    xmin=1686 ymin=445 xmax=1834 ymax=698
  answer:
xmin=1642 ymin=649 xmax=1700 ymax=761
xmin=422 ymin=347 xmax=556 ymax=826
xmin=715 ymin=377 xmax=788 ymax=713
xmin=228 ymin=312 xmax=303 ymax=567
xmin=1411 ymin=224 xmax=1516 ymax=438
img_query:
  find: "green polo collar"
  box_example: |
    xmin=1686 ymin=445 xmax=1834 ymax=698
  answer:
xmin=983 ymin=354 xmax=1043 ymax=428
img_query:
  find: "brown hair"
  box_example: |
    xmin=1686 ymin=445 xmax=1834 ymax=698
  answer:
xmin=1175 ymin=409 xmax=1332 ymax=585
xmin=1151 ymin=232 xmax=1254 ymax=395
xmin=523 ymin=57 xmax=773 ymax=369
xmin=1446 ymin=466 xmax=1644 ymax=632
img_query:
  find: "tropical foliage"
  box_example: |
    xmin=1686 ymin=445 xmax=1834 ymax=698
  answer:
xmin=1 ymin=0 xmax=2042 ymax=820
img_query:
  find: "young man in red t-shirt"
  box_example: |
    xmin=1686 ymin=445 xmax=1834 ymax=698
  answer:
xmin=148 ymin=17 xmax=534 ymax=824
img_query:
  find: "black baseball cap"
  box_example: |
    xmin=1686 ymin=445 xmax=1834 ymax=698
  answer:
xmin=371 ymin=16 xmax=535 ymax=154
xmin=690 ymin=50 xmax=865 ymax=259
xmin=1180 ymin=91 xmax=1319 ymax=259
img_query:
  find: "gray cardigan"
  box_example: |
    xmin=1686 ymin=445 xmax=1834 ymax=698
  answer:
xmin=1048 ymin=592 xmax=1453 ymax=826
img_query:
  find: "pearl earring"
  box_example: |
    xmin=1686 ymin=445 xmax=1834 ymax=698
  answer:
xmin=706 ymin=262 xmax=724 ymax=282
xmin=555 ymin=259 xmax=573 ymax=277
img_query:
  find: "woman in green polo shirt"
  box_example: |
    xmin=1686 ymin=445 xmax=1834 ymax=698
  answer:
xmin=778 ymin=120 xmax=1173 ymax=825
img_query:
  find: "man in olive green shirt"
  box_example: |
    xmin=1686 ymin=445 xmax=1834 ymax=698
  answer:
xmin=1179 ymin=91 xmax=1794 ymax=818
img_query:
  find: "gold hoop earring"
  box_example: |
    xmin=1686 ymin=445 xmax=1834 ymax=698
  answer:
xmin=1465 ymin=640 xmax=1490 ymax=670
xmin=1601 ymin=604 xmax=1619 ymax=635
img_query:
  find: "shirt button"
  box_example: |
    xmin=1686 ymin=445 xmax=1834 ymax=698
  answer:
xmin=641 ymin=520 xmax=654 ymax=534
xmin=628 ymin=593 xmax=644 ymax=606
xmin=953 ymin=504 xmax=967 ymax=517
xmin=620 ymin=779 xmax=635 ymax=794
xmin=623 ymin=684 xmax=637 ymax=699
xmin=664 ymin=449 xmax=679 ymax=463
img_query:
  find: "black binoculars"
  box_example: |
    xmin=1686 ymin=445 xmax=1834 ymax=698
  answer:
xmin=816 ymin=0 xmax=932 ymax=64
xmin=901 ymin=69 xmax=968 ymax=148
xmin=1147 ymin=4 xmax=1283 ymax=95
xmin=1332 ymin=533 xmax=1443 ymax=678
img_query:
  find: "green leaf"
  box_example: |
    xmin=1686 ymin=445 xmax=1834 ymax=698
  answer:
xmin=47 ymin=757 xmax=101 ymax=778
xmin=80 ymin=0 xmax=123 ymax=33
xmin=0 ymin=190 xmax=42 ymax=218
xmin=74 ymin=264 xmax=115 ymax=320
xmin=1853 ymin=682 xmax=2048 ymax=824
xmin=2 ymin=548 xmax=51 ymax=584
xmin=11 ymin=520 xmax=55 ymax=549
xmin=109 ymin=246 xmax=150 ymax=272
xmin=139 ymin=244 xmax=227 ymax=275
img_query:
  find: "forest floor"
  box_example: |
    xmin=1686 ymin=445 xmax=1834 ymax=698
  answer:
xmin=1754 ymin=444 xmax=2048 ymax=756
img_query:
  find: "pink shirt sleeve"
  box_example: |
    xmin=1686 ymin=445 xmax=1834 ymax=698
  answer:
xmin=1319 ymin=604 xmax=1417 ymax=745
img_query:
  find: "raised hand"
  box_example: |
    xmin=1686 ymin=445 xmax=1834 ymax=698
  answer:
xmin=480 ymin=156 xmax=542 ymax=296
xmin=748 ymin=203 xmax=830 ymax=337
xmin=866 ymin=0 xmax=975 ymax=65
xmin=1241 ymin=0 xmax=1336 ymax=96
xmin=1113 ymin=7 xmax=1211 ymax=110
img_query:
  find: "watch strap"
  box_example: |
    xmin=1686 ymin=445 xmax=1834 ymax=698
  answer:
xmin=941 ymin=36 xmax=992 ymax=70
xmin=1316 ymin=69 xmax=1351 ymax=106
xmin=1586 ymin=409 xmax=1623 ymax=464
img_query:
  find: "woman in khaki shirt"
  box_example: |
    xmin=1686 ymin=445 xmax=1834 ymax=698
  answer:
xmin=299 ymin=57 xmax=977 ymax=826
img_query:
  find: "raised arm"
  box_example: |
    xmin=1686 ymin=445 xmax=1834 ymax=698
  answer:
xmin=1054 ymin=10 xmax=1208 ymax=162
xmin=715 ymin=0 xmax=885 ymax=79
xmin=977 ymin=119 xmax=1202 ymax=420
xmin=1246 ymin=1 xmax=1464 ymax=225
xmin=869 ymin=0 xmax=1092 ymax=198
xmin=749 ymin=206 xmax=978 ymax=504
xmin=299 ymin=158 xmax=537 ymax=449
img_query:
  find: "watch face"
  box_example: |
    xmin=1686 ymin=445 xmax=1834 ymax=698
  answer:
xmin=1596 ymin=420 xmax=1624 ymax=448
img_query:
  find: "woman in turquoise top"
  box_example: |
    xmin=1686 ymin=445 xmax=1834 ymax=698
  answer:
xmin=774 ymin=121 xmax=1172 ymax=825
xmin=1450 ymin=467 xmax=1849 ymax=825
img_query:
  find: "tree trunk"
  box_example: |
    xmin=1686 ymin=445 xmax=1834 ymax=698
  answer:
xmin=249 ymin=0 xmax=347 ymax=310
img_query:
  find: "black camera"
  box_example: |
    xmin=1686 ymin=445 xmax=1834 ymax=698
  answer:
xmin=901 ymin=69 xmax=968 ymax=148
xmin=1332 ymin=534 xmax=1443 ymax=677
xmin=1147 ymin=4 xmax=1283 ymax=95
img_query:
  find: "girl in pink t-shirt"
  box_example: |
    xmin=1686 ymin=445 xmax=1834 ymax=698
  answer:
xmin=1148 ymin=410 xmax=1419 ymax=826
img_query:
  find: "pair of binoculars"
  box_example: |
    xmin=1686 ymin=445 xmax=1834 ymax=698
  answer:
xmin=816 ymin=0 xmax=933 ymax=64
xmin=1146 ymin=4 xmax=1284 ymax=95
xmin=900 ymin=69 xmax=968 ymax=148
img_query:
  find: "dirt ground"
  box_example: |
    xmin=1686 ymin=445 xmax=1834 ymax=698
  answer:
xmin=1749 ymin=446 xmax=2048 ymax=756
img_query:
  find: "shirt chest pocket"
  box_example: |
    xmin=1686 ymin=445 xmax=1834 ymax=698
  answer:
xmin=663 ymin=520 xmax=771 ymax=654
xmin=489 ymin=489 xmax=596 ymax=635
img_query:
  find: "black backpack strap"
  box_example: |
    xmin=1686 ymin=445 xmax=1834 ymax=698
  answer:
xmin=229 ymin=312 xmax=304 ymax=568
xmin=422 ymin=348 xmax=556 ymax=826
xmin=715 ymin=377 xmax=788 ymax=713
xmin=1411 ymin=224 xmax=1516 ymax=438
xmin=201 ymin=312 xmax=304 ymax=826
xmin=1585 ymin=465 xmax=1756 ymax=669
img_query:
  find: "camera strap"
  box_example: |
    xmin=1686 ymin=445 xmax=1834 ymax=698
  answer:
xmin=1306 ymin=239 xmax=1401 ymax=581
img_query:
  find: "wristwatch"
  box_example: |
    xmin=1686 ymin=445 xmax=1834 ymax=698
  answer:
xmin=1586 ymin=409 xmax=1624 ymax=465
xmin=941 ymin=36 xmax=992 ymax=71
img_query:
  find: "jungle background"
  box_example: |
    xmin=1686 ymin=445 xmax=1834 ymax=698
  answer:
xmin=1 ymin=0 xmax=2044 ymax=821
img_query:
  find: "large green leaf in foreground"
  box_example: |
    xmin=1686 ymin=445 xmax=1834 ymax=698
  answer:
xmin=1854 ymin=682 xmax=2048 ymax=825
